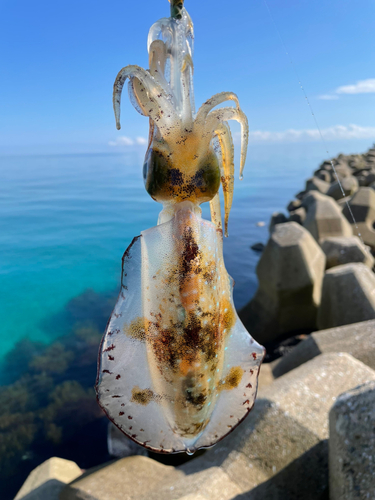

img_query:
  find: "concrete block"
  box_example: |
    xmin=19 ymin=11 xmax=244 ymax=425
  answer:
xmin=349 ymin=155 xmax=367 ymax=171
xmin=317 ymin=263 xmax=375 ymax=330
xmin=329 ymin=381 xmax=375 ymax=499
xmin=314 ymin=169 xmax=331 ymax=183
xmin=327 ymin=176 xmax=358 ymax=201
xmin=305 ymin=176 xmax=330 ymax=194
xmin=61 ymin=354 xmax=375 ymax=500
xmin=273 ymin=319 xmax=375 ymax=378
xmin=269 ymin=212 xmax=288 ymax=232
xmin=240 ymin=222 xmax=325 ymax=344
xmin=289 ymin=207 xmax=306 ymax=225
xmin=342 ymin=187 xmax=375 ymax=249
xmin=330 ymin=163 xmax=353 ymax=183
xmin=363 ymin=171 xmax=375 ymax=185
xmin=107 ymin=423 xmax=148 ymax=458
xmin=258 ymin=362 xmax=275 ymax=390
xmin=320 ymin=236 xmax=374 ymax=269
xmin=193 ymin=353 xmax=375 ymax=500
xmin=337 ymin=195 xmax=352 ymax=210
xmin=141 ymin=466 xmax=242 ymax=500
xmin=287 ymin=199 xmax=302 ymax=212
xmin=61 ymin=456 xmax=181 ymax=500
xmin=302 ymin=191 xmax=353 ymax=242
xmin=15 ymin=457 xmax=81 ymax=500
xmin=357 ymin=175 xmax=368 ymax=186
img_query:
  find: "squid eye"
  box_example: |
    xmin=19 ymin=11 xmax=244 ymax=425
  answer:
xmin=143 ymin=148 xmax=173 ymax=201
xmin=143 ymin=160 xmax=148 ymax=181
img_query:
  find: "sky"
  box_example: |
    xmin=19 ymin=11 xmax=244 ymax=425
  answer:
xmin=0 ymin=0 xmax=374 ymax=156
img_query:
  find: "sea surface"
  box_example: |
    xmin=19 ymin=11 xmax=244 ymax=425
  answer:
xmin=0 ymin=143 xmax=361 ymax=367
xmin=0 ymin=146 xmax=321 ymax=363
xmin=0 ymin=142 xmax=369 ymax=497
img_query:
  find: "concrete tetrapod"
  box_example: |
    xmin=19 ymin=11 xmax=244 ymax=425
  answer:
xmin=317 ymin=263 xmax=375 ymax=330
xmin=15 ymin=457 xmax=82 ymax=500
xmin=269 ymin=212 xmax=288 ymax=232
xmin=305 ymin=176 xmax=330 ymax=194
xmin=302 ymin=191 xmax=353 ymax=242
xmin=240 ymin=222 xmax=326 ymax=344
xmin=326 ymin=176 xmax=358 ymax=201
xmin=320 ymin=236 xmax=374 ymax=269
xmin=289 ymin=207 xmax=306 ymax=225
xmin=60 ymin=353 xmax=375 ymax=500
xmin=342 ymin=187 xmax=375 ymax=249
xmin=272 ymin=319 xmax=375 ymax=378
xmin=329 ymin=381 xmax=375 ymax=500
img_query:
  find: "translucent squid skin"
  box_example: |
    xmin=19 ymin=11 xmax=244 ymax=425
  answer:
xmin=96 ymin=2 xmax=265 ymax=454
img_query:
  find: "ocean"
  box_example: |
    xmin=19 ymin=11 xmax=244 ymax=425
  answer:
xmin=2 ymin=142 xmax=369 ymax=363
xmin=0 ymin=146 xmax=324 ymax=362
xmin=0 ymin=141 xmax=369 ymax=497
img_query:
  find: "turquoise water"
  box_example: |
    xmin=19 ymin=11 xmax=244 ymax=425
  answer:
xmin=1 ymin=143 xmax=370 ymax=498
xmin=0 ymin=145 xmax=339 ymax=363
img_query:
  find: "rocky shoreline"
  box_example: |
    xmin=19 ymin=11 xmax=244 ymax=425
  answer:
xmin=13 ymin=146 xmax=375 ymax=499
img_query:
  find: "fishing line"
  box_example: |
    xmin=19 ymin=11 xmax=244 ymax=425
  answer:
xmin=262 ymin=0 xmax=365 ymax=246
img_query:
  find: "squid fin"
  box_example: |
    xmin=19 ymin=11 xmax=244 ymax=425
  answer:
xmin=96 ymin=207 xmax=264 ymax=454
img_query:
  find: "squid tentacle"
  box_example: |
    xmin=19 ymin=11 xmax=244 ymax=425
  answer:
xmin=147 ymin=10 xmax=194 ymax=125
xmin=195 ymin=92 xmax=240 ymax=126
xmin=148 ymin=40 xmax=172 ymax=103
xmin=184 ymin=11 xmax=195 ymax=117
xmin=180 ymin=53 xmax=194 ymax=125
xmin=149 ymin=40 xmax=167 ymax=75
xmin=214 ymin=123 xmax=235 ymax=237
xmin=128 ymin=78 xmax=148 ymax=117
xmin=205 ymin=106 xmax=249 ymax=179
xmin=170 ymin=10 xmax=194 ymax=124
xmin=209 ymin=192 xmax=222 ymax=231
xmin=113 ymin=65 xmax=178 ymax=133
xmin=127 ymin=75 xmax=180 ymax=139
xmin=147 ymin=18 xmax=173 ymax=53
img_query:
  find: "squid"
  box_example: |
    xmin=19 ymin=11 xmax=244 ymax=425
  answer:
xmin=96 ymin=0 xmax=265 ymax=455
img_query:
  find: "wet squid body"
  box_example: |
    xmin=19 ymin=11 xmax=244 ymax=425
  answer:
xmin=96 ymin=1 xmax=265 ymax=454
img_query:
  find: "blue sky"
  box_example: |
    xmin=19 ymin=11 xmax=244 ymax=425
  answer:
xmin=0 ymin=0 xmax=374 ymax=156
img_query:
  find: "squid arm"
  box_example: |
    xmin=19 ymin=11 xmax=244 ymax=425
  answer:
xmin=149 ymin=40 xmax=167 ymax=75
xmin=209 ymin=192 xmax=222 ymax=231
xmin=180 ymin=53 xmax=194 ymax=124
xmin=214 ymin=122 xmax=235 ymax=237
xmin=127 ymin=78 xmax=148 ymax=117
xmin=206 ymin=106 xmax=249 ymax=180
xmin=148 ymin=40 xmax=173 ymax=105
xmin=147 ymin=18 xmax=173 ymax=52
xmin=128 ymin=77 xmax=157 ymax=152
xmin=127 ymin=41 xmax=170 ymax=120
xmin=113 ymin=65 xmax=179 ymax=136
xmin=195 ymin=92 xmax=241 ymax=127
xmin=147 ymin=8 xmax=194 ymax=125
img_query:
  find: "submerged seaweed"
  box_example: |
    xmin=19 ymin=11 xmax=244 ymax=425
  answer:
xmin=0 ymin=288 xmax=116 ymax=500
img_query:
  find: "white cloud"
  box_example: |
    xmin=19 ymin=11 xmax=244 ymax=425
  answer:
xmin=336 ymin=78 xmax=375 ymax=95
xmin=111 ymin=126 xmax=374 ymax=147
xmin=317 ymin=94 xmax=339 ymax=100
xmin=244 ymin=124 xmax=375 ymax=144
xmin=136 ymin=136 xmax=148 ymax=145
xmin=109 ymin=136 xmax=148 ymax=147
xmin=318 ymin=78 xmax=375 ymax=100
